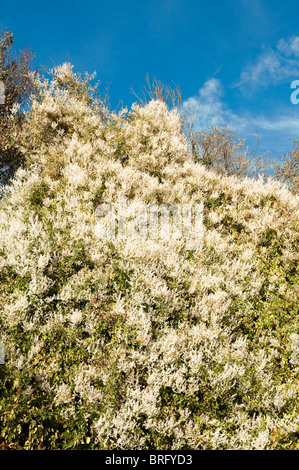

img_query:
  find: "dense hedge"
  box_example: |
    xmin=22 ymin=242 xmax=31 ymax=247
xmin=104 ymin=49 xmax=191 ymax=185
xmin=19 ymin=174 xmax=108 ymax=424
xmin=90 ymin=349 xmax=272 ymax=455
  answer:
xmin=0 ymin=64 xmax=298 ymax=449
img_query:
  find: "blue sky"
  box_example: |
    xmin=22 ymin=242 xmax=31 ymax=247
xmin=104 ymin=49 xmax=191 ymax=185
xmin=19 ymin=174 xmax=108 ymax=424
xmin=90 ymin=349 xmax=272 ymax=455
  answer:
xmin=1 ymin=0 xmax=299 ymax=161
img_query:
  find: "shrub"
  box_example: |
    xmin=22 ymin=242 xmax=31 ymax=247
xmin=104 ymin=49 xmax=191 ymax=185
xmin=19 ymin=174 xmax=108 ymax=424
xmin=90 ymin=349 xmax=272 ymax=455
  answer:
xmin=0 ymin=64 xmax=298 ymax=450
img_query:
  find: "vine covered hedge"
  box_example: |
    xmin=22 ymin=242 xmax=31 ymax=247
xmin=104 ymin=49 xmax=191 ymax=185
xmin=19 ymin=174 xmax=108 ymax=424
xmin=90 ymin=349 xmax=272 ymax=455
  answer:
xmin=0 ymin=64 xmax=298 ymax=449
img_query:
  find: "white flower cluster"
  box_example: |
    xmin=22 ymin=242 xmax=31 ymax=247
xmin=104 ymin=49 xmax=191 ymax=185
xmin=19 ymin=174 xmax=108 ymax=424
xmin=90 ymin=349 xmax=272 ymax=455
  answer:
xmin=0 ymin=64 xmax=298 ymax=449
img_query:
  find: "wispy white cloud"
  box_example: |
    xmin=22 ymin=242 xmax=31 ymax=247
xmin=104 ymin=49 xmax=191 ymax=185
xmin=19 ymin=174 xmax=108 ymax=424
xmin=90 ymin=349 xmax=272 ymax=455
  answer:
xmin=183 ymin=77 xmax=299 ymax=157
xmin=235 ymin=36 xmax=299 ymax=90
xmin=183 ymin=78 xmax=225 ymax=126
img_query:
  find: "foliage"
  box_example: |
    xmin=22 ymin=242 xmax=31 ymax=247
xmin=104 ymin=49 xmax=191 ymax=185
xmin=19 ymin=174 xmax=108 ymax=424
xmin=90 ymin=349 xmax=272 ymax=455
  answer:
xmin=0 ymin=64 xmax=298 ymax=450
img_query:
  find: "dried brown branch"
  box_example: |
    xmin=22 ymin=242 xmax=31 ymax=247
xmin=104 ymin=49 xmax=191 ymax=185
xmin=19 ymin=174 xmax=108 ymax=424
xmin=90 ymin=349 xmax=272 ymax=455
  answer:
xmin=191 ymin=124 xmax=270 ymax=179
xmin=274 ymin=139 xmax=299 ymax=193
